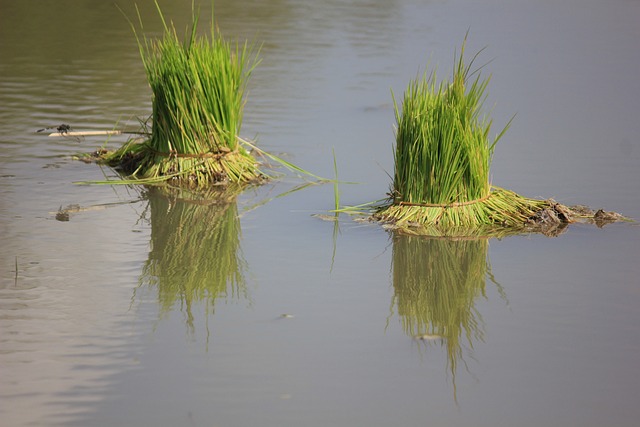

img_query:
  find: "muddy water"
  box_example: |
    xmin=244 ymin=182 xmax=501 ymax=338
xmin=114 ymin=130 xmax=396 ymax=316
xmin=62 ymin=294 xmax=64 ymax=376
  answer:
xmin=1 ymin=0 xmax=640 ymax=426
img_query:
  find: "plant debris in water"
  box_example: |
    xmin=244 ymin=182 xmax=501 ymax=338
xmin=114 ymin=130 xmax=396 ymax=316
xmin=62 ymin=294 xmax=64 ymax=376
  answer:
xmin=372 ymin=36 xmax=627 ymax=236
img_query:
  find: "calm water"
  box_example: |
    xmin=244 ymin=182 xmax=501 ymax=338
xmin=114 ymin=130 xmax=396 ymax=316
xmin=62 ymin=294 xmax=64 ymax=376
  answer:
xmin=2 ymin=0 xmax=640 ymax=426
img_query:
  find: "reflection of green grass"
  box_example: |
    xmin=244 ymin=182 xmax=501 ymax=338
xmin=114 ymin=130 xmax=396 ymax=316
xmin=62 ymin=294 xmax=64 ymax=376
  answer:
xmin=391 ymin=234 xmax=496 ymax=398
xmin=140 ymin=186 xmax=247 ymax=332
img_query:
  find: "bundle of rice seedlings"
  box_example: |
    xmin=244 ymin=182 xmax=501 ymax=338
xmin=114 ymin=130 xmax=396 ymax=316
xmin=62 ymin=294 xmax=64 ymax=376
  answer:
xmin=102 ymin=1 xmax=262 ymax=188
xmin=373 ymin=38 xmax=584 ymax=236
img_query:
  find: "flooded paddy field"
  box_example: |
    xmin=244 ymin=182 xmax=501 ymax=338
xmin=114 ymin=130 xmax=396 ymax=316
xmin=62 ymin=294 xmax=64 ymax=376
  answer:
xmin=1 ymin=1 xmax=639 ymax=426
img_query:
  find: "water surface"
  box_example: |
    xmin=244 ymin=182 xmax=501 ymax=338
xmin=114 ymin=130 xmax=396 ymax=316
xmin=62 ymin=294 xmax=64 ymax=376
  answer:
xmin=1 ymin=0 xmax=640 ymax=426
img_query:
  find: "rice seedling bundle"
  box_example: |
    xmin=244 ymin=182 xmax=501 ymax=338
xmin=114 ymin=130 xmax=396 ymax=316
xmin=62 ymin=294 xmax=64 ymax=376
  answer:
xmin=105 ymin=2 xmax=262 ymax=188
xmin=374 ymin=38 xmax=577 ymax=235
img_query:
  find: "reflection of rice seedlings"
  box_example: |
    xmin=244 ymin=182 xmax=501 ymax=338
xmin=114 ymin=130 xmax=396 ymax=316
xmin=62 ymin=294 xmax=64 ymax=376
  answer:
xmin=102 ymin=1 xmax=262 ymax=188
xmin=140 ymin=186 xmax=247 ymax=333
xmin=391 ymin=234 xmax=496 ymax=399
xmin=374 ymin=36 xmax=617 ymax=236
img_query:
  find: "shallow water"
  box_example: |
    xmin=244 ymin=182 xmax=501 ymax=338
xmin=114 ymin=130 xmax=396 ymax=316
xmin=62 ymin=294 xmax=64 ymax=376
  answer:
xmin=1 ymin=0 xmax=640 ymax=426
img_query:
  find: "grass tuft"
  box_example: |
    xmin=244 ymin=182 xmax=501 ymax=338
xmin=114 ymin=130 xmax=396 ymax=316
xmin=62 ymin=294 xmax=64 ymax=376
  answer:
xmin=101 ymin=1 xmax=263 ymax=188
xmin=373 ymin=36 xmax=600 ymax=235
xmin=390 ymin=39 xmax=503 ymax=208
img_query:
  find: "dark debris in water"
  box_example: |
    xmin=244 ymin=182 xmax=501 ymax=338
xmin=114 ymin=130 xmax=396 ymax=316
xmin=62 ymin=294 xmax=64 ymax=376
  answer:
xmin=525 ymin=201 xmax=629 ymax=236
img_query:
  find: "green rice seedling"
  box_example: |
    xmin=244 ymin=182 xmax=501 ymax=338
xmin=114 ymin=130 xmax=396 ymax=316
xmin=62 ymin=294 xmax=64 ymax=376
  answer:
xmin=103 ymin=1 xmax=262 ymax=188
xmin=373 ymin=37 xmax=589 ymax=235
xmin=391 ymin=44 xmax=498 ymax=210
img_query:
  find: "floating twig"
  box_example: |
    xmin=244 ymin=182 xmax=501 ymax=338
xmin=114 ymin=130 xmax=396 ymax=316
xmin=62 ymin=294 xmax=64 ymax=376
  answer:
xmin=46 ymin=130 xmax=149 ymax=137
